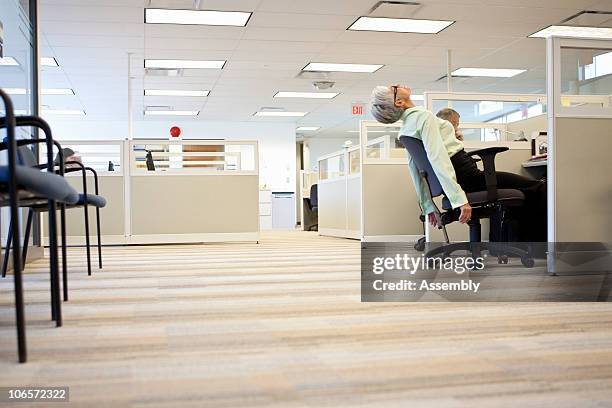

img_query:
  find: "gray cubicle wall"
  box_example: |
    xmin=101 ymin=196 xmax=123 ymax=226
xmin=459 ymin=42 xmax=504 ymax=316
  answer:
xmin=43 ymin=174 xmax=125 ymax=244
xmin=318 ymin=177 xmax=349 ymax=236
xmin=130 ymin=174 xmax=259 ymax=241
xmin=553 ymin=118 xmax=612 ymax=242
xmin=361 ymin=163 xmax=423 ymax=241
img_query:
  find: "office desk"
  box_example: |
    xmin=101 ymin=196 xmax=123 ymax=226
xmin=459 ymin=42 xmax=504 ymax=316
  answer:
xmin=522 ymin=159 xmax=547 ymax=179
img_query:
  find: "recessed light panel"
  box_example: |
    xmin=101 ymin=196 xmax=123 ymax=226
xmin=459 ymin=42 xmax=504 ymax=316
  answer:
xmin=145 ymin=8 xmax=251 ymax=27
xmin=144 ymin=110 xmax=200 ymax=116
xmin=274 ymin=91 xmax=339 ymax=99
xmin=144 ymin=59 xmax=226 ymax=69
xmin=529 ymin=25 xmax=612 ymax=39
xmin=297 ymin=126 xmax=320 ymax=131
xmin=4 ymin=88 xmax=75 ymax=95
xmin=451 ymin=68 xmax=526 ymax=78
xmin=42 ymin=109 xmax=86 ymax=115
xmin=348 ymin=16 xmax=454 ymax=34
xmin=0 ymin=57 xmax=19 ymax=66
xmin=145 ymin=89 xmax=210 ymax=97
xmin=254 ymin=111 xmax=308 ymax=117
xmin=41 ymin=57 xmax=59 ymax=67
xmin=303 ymin=62 xmax=383 ymax=73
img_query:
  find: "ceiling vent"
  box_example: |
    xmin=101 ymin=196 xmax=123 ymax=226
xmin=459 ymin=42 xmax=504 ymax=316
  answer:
xmin=145 ymin=68 xmax=183 ymax=77
xmin=145 ymin=105 xmax=172 ymax=111
xmin=259 ymin=107 xmax=285 ymax=112
xmin=368 ymin=1 xmax=422 ymax=17
xmin=295 ymin=70 xmax=333 ymax=80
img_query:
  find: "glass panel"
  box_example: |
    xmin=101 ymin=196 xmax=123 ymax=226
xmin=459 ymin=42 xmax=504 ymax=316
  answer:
xmin=318 ymin=154 xmax=345 ymax=180
xmin=560 ymin=46 xmax=612 ymax=107
xmin=431 ymin=100 xmax=546 ymax=124
xmin=41 ymin=143 xmax=122 ymax=174
xmin=132 ymin=142 xmax=256 ymax=173
xmin=348 ymin=149 xmax=360 ymax=174
xmin=0 ymin=0 xmax=34 ymax=124
xmin=364 ymin=125 xmax=401 ymax=160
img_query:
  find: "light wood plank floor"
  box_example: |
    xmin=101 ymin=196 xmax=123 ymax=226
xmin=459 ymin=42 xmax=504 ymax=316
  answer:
xmin=1 ymin=231 xmax=612 ymax=407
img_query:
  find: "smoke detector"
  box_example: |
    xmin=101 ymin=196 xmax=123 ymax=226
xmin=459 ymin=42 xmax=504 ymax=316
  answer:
xmin=313 ymin=81 xmax=335 ymax=90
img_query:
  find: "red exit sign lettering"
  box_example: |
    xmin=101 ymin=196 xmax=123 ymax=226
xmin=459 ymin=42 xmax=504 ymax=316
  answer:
xmin=352 ymin=103 xmax=364 ymax=116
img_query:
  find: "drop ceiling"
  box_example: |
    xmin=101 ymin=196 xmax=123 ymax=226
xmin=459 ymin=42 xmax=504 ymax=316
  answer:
xmin=28 ymin=0 xmax=612 ymax=137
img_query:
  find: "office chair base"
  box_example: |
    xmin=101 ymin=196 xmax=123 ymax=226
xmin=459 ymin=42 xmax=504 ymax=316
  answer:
xmin=425 ymin=241 xmax=534 ymax=268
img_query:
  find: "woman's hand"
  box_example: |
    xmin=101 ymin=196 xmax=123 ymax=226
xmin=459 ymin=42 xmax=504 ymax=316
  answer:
xmin=427 ymin=212 xmax=441 ymax=228
xmin=458 ymin=203 xmax=472 ymax=224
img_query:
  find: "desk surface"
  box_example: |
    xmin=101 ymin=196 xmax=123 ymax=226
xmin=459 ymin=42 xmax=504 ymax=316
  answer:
xmin=522 ymin=160 xmax=547 ymax=168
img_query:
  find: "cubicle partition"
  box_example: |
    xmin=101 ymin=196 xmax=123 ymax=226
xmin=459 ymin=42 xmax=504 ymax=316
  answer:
xmin=359 ymin=122 xmax=423 ymax=242
xmin=44 ymin=139 xmax=260 ymax=245
xmin=317 ymin=146 xmax=361 ymax=239
xmin=546 ymin=36 xmax=612 ymax=274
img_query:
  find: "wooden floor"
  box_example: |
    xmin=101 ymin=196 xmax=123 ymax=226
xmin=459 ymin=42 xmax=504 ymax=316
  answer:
xmin=1 ymin=231 xmax=612 ymax=407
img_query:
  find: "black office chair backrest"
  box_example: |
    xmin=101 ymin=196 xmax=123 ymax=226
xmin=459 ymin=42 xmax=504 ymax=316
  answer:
xmin=310 ymin=184 xmax=318 ymax=207
xmin=3 ymin=137 xmax=38 ymax=167
xmin=399 ymin=136 xmax=443 ymax=198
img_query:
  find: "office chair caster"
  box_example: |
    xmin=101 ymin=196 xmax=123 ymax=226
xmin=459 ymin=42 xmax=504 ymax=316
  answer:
xmin=497 ymin=255 xmax=508 ymax=264
xmin=414 ymin=237 xmax=426 ymax=252
xmin=521 ymin=257 xmax=535 ymax=268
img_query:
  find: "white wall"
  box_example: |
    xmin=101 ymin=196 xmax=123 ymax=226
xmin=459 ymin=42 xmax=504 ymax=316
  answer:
xmin=46 ymin=119 xmax=297 ymax=192
xmin=305 ymin=136 xmax=358 ymax=171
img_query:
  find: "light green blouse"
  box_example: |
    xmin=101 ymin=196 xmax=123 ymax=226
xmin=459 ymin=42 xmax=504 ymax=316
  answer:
xmin=399 ymin=106 xmax=468 ymax=215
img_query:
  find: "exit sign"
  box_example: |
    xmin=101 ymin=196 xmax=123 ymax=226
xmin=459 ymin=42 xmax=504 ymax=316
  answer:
xmin=352 ymin=103 xmax=364 ymax=116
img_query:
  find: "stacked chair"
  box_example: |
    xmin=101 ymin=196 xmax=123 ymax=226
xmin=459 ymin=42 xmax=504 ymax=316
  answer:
xmin=0 ymin=89 xmax=107 ymax=363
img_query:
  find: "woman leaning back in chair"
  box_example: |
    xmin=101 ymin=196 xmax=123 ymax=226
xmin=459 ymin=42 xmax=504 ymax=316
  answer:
xmin=370 ymin=85 xmax=546 ymax=242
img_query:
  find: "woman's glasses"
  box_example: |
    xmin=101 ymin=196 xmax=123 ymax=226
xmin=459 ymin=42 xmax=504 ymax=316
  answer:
xmin=391 ymin=85 xmax=398 ymax=102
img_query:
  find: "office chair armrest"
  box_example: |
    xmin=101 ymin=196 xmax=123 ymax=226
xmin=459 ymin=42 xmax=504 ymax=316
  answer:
xmin=466 ymin=147 xmax=509 ymax=202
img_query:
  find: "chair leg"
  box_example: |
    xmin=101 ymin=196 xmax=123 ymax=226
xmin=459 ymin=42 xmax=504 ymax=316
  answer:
xmin=21 ymin=209 xmax=34 ymax=267
xmin=60 ymin=204 xmax=68 ymax=301
xmin=9 ymin=207 xmax=26 ymax=363
xmin=83 ymin=203 xmax=91 ymax=276
xmin=2 ymin=219 xmax=13 ymax=278
xmin=95 ymin=206 xmax=102 ymax=269
xmin=47 ymin=200 xmax=61 ymax=327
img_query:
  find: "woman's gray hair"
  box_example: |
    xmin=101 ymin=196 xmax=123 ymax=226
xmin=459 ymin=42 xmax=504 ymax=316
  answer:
xmin=370 ymin=86 xmax=403 ymax=124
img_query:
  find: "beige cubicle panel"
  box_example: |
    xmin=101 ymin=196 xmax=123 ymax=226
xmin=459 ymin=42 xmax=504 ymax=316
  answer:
xmin=317 ymin=147 xmax=361 ymax=239
xmin=128 ymin=140 xmax=259 ymax=244
xmin=553 ymin=118 xmax=612 ymax=242
xmin=130 ymin=174 xmax=259 ymax=241
xmin=360 ymin=122 xmax=423 ymax=242
xmin=43 ymin=175 xmax=125 ymax=244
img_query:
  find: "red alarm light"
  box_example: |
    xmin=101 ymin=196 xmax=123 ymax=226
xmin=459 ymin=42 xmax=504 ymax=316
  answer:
xmin=170 ymin=126 xmax=181 ymax=138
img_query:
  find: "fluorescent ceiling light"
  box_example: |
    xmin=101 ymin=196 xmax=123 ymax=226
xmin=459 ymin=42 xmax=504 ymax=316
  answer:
xmin=145 ymin=89 xmax=210 ymax=97
xmin=43 ymin=88 xmax=75 ymax=95
xmin=41 ymin=57 xmax=59 ymax=67
xmin=348 ymin=16 xmax=454 ymax=34
xmin=254 ymin=111 xmax=308 ymax=117
xmin=529 ymin=25 xmax=612 ymax=39
xmin=145 ymin=8 xmax=251 ymax=27
xmin=275 ymin=91 xmax=339 ymax=99
xmin=297 ymin=126 xmax=320 ymax=131
xmin=4 ymin=88 xmax=75 ymax=95
xmin=347 ymin=130 xmax=393 ymax=133
xmin=145 ymin=59 xmax=226 ymax=69
xmin=0 ymin=57 xmax=19 ymax=66
xmin=451 ymin=68 xmax=526 ymax=78
xmin=144 ymin=110 xmax=200 ymax=116
xmin=42 ymin=109 xmax=86 ymax=115
xmin=303 ymin=62 xmax=383 ymax=73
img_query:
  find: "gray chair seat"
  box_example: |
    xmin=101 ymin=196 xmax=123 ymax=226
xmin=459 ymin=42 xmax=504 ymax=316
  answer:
xmin=0 ymin=165 xmax=79 ymax=204
xmin=442 ymin=189 xmax=525 ymax=210
xmin=77 ymin=193 xmax=106 ymax=208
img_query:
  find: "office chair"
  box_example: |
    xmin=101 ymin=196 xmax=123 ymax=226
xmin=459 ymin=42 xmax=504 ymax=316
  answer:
xmin=0 ymin=90 xmax=81 ymax=363
xmin=0 ymin=123 xmax=107 ymax=298
xmin=303 ymin=183 xmax=318 ymax=231
xmin=398 ymin=136 xmax=534 ymax=267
